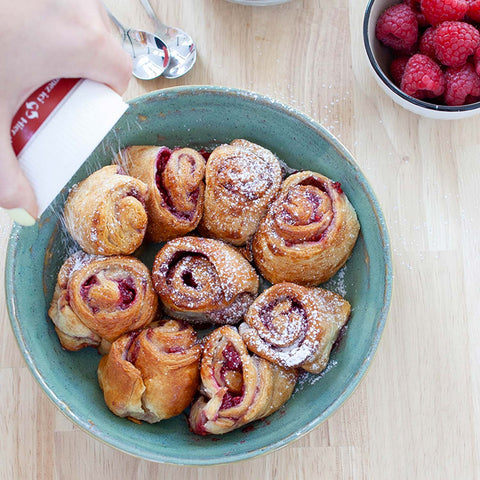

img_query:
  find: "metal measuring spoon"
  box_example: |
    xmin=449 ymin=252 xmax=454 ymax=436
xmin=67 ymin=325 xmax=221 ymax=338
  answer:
xmin=139 ymin=0 xmax=197 ymax=79
xmin=103 ymin=4 xmax=170 ymax=81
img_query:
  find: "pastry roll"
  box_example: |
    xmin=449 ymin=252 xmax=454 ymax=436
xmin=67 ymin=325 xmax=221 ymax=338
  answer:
xmin=189 ymin=326 xmax=296 ymax=435
xmin=239 ymin=282 xmax=350 ymax=373
xmin=152 ymin=236 xmax=259 ymax=326
xmin=252 ymin=171 xmax=360 ymax=286
xmin=48 ymin=251 xmax=158 ymax=352
xmin=98 ymin=319 xmax=202 ymax=423
xmin=63 ymin=165 xmax=148 ymax=255
xmin=119 ymin=145 xmax=206 ymax=242
xmin=198 ymin=139 xmax=283 ymax=246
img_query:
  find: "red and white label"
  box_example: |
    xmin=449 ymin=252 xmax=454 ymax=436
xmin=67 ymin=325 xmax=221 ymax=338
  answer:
xmin=10 ymin=78 xmax=81 ymax=156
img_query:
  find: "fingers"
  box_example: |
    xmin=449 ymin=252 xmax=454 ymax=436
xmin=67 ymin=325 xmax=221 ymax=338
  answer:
xmin=0 ymin=137 xmax=38 ymax=219
xmin=70 ymin=3 xmax=133 ymax=96
xmin=65 ymin=28 xmax=132 ymax=96
xmin=91 ymin=34 xmax=133 ymax=95
xmin=31 ymin=3 xmax=133 ymax=97
xmin=85 ymin=1 xmax=132 ymax=94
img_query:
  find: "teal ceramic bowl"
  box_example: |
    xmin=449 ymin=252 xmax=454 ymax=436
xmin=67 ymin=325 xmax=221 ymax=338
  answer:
xmin=5 ymin=86 xmax=392 ymax=465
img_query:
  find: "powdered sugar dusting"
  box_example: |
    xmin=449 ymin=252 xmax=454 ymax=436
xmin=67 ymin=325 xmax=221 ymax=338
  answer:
xmin=39 ymin=125 xmax=361 ymax=436
xmin=325 ymin=264 xmax=347 ymax=297
xmin=295 ymin=359 xmax=338 ymax=390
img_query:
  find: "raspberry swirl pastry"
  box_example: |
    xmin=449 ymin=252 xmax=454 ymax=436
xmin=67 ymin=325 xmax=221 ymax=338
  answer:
xmin=64 ymin=165 xmax=148 ymax=255
xmin=239 ymin=282 xmax=351 ymax=373
xmin=119 ymin=145 xmax=206 ymax=242
xmin=98 ymin=319 xmax=202 ymax=423
xmin=189 ymin=326 xmax=296 ymax=435
xmin=48 ymin=252 xmax=158 ymax=352
xmin=152 ymin=236 xmax=259 ymax=326
xmin=198 ymin=139 xmax=283 ymax=246
xmin=252 ymin=170 xmax=360 ymax=286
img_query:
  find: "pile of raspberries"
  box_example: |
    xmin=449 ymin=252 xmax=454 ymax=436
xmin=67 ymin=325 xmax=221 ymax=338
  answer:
xmin=375 ymin=0 xmax=480 ymax=106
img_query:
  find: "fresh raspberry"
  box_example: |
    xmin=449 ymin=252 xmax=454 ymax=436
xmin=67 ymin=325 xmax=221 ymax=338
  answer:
xmin=468 ymin=0 xmax=480 ymax=22
xmin=444 ymin=63 xmax=480 ymax=105
xmin=390 ymin=56 xmax=410 ymax=86
xmin=419 ymin=27 xmax=437 ymax=59
xmin=405 ymin=0 xmax=429 ymax=26
xmin=400 ymin=53 xmax=446 ymax=99
xmin=474 ymin=46 xmax=480 ymax=76
xmin=434 ymin=21 xmax=480 ymax=67
xmin=421 ymin=0 xmax=468 ymax=25
xmin=375 ymin=3 xmax=418 ymax=52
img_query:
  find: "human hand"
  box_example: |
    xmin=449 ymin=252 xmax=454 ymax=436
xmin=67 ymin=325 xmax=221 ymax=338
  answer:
xmin=0 ymin=0 xmax=132 ymax=223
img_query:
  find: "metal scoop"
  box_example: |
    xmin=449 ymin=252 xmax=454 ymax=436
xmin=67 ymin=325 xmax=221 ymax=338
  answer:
xmin=104 ymin=4 xmax=170 ymax=81
xmin=139 ymin=0 xmax=197 ymax=79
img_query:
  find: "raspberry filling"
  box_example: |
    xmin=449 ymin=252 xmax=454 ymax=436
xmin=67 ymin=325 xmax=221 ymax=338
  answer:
xmin=198 ymin=148 xmax=211 ymax=161
xmin=332 ymin=181 xmax=343 ymax=194
xmin=155 ymin=147 xmax=200 ymax=220
xmin=299 ymin=175 xmax=331 ymax=193
xmin=125 ymin=331 xmax=142 ymax=364
xmin=80 ymin=274 xmax=98 ymax=299
xmin=220 ymin=343 xmax=244 ymax=410
xmin=126 ymin=188 xmax=146 ymax=206
xmin=80 ymin=275 xmax=136 ymax=310
xmin=117 ymin=278 xmax=137 ymax=309
xmin=222 ymin=343 xmax=242 ymax=370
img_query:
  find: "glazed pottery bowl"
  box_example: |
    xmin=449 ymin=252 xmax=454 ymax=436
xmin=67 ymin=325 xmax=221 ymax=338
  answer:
xmin=363 ymin=0 xmax=480 ymax=119
xmin=5 ymin=86 xmax=392 ymax=465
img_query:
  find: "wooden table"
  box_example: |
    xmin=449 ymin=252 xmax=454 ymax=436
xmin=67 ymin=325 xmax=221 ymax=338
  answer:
xmin=1 ymin=0 xmax=478 ymax=478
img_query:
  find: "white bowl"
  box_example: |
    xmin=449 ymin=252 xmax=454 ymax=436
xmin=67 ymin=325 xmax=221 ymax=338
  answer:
xmin=363 ymin=0 xmax=480 ymax=119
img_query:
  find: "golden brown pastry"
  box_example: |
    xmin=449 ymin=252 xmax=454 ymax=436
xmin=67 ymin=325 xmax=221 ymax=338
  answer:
xmin=63 ymin=165 xmax=149 ymax=255
xmin=198 ymin=139 xmax=283 ymax=246
xmin=239 ymin=282 xmax=350 ymax=373
xmin=98 ymin=319 xmax=201 ymax=423
xmin=118 ymin=145 xmax=206 ymax=242
xmin=152 ymin=236 xmax=259 ymax=326
xmin=252 ymin=171 xmax=360 ymax=286
xmin=189 ymin=326 xmax=296 ymax=435
xmin=48 ymin=251 xmax=158 ymax=352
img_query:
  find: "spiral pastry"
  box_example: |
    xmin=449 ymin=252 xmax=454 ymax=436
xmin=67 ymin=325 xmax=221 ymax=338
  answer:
xmin=238 ymin=282 xmax=351 ymax=373
xmin=48 ymin=251 xmax=158 ymax=352
xmin=152 ymin=236 xmax=259 ymax=326
xmin=252 ymin=170 xmax=360 ymax=286
xmin=198 ymin=139 xmax=283 ymax=246
xmin=98 ymin=319 xmax=202 ymax=423
xmin=63 ymin=165 xmax=148 ymax=255
xmin=119 ymin=145 xmax=206 ymax=242
xmin=189 ymin=326 xmax=296 ymax=435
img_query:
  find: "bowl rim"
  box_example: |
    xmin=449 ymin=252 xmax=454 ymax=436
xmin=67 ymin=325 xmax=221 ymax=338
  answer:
xmin=5 ymin=85 xmax=393 ymax=465
xmin=363 ymin=0 xmax=480 ymax=113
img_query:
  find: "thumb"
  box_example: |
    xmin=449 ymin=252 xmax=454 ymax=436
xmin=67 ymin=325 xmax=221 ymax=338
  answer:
xmin=0 ymin=135 xmax=39 ymax=221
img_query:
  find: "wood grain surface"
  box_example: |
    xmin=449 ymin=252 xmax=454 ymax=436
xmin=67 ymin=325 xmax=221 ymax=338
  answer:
xmin=1 ymin=0 xmax=479 ymax=478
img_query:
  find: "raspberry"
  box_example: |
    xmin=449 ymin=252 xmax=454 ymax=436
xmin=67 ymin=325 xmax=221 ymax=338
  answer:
xmin=444 ymin=63 xmax=480 ymax=105
xmin=375 ymin=3 xmax=418 ymax=52
xmin=400 ymin=54 xmax=446 ymax=99
xmin=468 ymin=0 xmax=480 ymax=22
xmin=434 ymin=21 xmax=480 ymax=67
xmin=474 ymin=46 xmax=480 ymax=76
xmin=419 ymin=26 xmax=437 ymax=59
xmin=405 ymin=0 xmax=429 ymax=26
xmin=390 ymin=56 xmax=410 ymax=86
xmin=421 ymin=0 xmax=468 ymax=25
